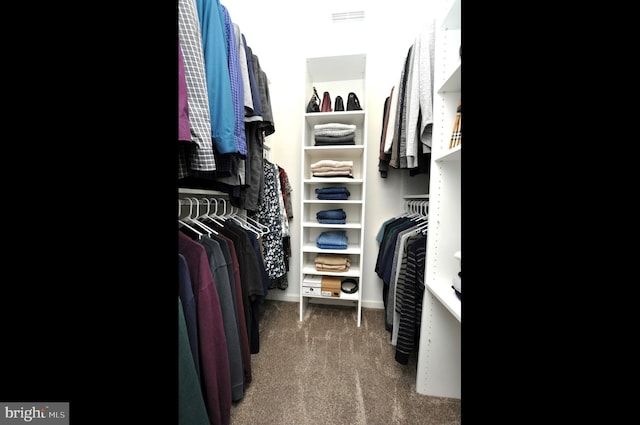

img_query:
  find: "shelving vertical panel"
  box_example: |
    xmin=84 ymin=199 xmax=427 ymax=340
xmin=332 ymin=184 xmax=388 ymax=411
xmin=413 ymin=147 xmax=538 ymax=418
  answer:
xmin=416 ymin=0 xmax=461 ymax=398
xmin=417 ymin=291 xmax=462 ymax=398
xmin=299 ymin=54 xmax=367 ymax=327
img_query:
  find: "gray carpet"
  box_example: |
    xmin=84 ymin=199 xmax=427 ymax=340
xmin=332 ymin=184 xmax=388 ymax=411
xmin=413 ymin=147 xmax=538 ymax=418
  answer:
xmin=230 ymin=300 xmax=461 ymax=425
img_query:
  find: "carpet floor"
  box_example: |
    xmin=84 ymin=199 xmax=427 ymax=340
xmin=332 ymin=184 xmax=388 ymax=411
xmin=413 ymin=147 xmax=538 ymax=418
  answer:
xmin=230 ymin=299 xmax=461 ymax=425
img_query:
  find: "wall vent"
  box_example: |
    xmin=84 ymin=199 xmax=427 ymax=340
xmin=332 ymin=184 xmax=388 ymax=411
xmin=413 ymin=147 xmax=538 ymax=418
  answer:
xmin=331 ymin=11 xmax=365 ymax=23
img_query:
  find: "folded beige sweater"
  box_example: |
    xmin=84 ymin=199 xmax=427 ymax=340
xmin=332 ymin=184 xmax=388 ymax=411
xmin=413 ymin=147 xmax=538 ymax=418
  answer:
xmin=315 ymin=254 xmax=351 ymax=265
xmin=310 ymin=159 xmax=354 ymax=169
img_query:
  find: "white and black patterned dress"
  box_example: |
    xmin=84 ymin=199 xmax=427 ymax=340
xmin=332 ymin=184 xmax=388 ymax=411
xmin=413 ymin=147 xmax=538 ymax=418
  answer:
xmin=253 ymin=160 xmax=287 ymax=282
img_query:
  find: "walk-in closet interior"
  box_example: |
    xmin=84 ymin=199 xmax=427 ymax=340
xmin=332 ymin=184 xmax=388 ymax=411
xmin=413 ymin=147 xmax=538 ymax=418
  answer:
xmin=178 ymin=0 xmax=461 ymax=423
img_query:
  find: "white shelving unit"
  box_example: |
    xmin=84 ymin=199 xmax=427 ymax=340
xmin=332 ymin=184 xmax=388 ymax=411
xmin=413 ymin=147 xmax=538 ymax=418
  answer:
xmin=299 ymin=54 xmax=367 ymax=327
xmin=416 ymin=0 xmax=461 ymax=399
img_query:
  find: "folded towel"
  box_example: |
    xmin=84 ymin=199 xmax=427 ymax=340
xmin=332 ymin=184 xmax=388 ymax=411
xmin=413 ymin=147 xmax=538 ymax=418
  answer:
xmin=315 ymin=139 xmax=356 ymax=146
xmin=314 ymin=128 xmax=356 ymax=137
xmin=311 ymin=166 xmax=353 ymax=173
xmin=312 ymin=171 xmax=353 ymax=178
xmin=315 ymin=134 xmax=355 ymax=143
xmin=313 ymin=123 xmax=356 ymax=132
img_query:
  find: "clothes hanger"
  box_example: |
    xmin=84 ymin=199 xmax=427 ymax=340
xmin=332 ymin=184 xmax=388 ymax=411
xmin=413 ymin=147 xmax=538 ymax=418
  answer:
xmin=219 ymin=199 xmax=259 ymax=236
xmin=420 ymin=200 xmax=429 ymax=218
xmin=203 ymin=197 xmax=225 ymax=227
xmin=413 ymin=201 xmax=429 ymax=222
xmin=401 ymin=200 xmax=420 ymax=220
xmin=212 ymin=197 xmax=227 ymax=222
xmin=182 ymin=198 xmax=210 ymax=234
xmin=243 ymin=214 xmax=270 ymax=236
xmin=226 ymin=201 xmax=270 ymax=235
xmin=178 ymin=199 xmax=203 ymax=239
xmin=195 ymin=198 xmax=219 ymax=235
xmin=185 ymin=197 xmax=218 ymax=235
xmin=412 ymin=201 xmax=429 ymax=233
xmin=414 ymin=220 xmax=429 ymax=233
xmin=227 ymin=204 xmax=262 ymax=237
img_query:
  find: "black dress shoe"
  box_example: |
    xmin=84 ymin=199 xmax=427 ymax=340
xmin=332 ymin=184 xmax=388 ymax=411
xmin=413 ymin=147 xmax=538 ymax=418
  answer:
xmin=334 ymin=96 xmax=344 ymax=111
xmin=346 ymin=92 xmax=362 ymax=111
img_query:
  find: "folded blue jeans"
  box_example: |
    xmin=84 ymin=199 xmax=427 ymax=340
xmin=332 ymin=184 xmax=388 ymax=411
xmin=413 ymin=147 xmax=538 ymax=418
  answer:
xmin=317 ymin=218 xmax=346 ymax=224
xmin=317 ymin=230 xmax=348 ymax=247
xmin=315 ymin=186 xmax=350 ymax=195
xmin=317 ymin=243 xmax=348 ymax=249
xmin=317 ymin=193 xmax=349 ymax=200
xmin=316 ymin=208 xmax=347 ymax=220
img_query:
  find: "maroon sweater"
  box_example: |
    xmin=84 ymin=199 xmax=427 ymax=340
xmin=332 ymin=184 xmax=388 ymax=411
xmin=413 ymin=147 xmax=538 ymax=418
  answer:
xmin=178 ymin=231 xmax=231 ymax=425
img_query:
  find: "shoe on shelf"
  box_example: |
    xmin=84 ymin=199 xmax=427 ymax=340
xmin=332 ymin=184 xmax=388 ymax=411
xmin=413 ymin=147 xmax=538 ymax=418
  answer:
xmin=346 ymin=92 xmax=362 ymax=111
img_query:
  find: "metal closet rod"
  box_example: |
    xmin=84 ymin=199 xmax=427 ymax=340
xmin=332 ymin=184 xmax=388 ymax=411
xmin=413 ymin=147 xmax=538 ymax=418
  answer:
xmin=178 ymin=187 xmax=228 ymax=196
xmin=402 ymin=194 xmax=429 ymax=199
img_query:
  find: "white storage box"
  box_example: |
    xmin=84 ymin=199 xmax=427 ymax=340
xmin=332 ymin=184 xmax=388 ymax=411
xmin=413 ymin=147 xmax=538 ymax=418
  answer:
xmin=303 ymin=274 xmax=322 ymax=288
xmin=302 ymin=286 xmax=321 ymax=296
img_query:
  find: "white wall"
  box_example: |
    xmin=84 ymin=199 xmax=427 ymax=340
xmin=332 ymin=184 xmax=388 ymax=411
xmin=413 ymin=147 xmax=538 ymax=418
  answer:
xmin=223 ymin=0 xmax=436 ymax=308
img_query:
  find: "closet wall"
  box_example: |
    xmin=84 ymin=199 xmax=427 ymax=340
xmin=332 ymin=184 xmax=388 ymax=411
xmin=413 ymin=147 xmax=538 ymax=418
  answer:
xmin=222 ymin=0 xmax=437 ymax=308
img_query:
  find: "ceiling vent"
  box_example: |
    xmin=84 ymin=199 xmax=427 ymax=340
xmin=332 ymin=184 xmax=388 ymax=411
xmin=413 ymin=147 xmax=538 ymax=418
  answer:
xmin=332 ymin=11 xmax=365 ymax=23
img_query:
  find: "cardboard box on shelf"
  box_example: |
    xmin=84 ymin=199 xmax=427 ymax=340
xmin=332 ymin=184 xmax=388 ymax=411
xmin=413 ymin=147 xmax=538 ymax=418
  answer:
xmin=321 ymin=276 xmax=341 ymax=297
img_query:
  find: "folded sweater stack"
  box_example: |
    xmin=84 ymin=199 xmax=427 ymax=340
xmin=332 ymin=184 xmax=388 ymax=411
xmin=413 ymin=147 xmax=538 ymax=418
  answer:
xmin=314 ymin=253 xmax=351 ymax=272
xmin=314 ymin=123 xmax=356 ymax=146
xmin=310 ymin=159 xmax=353 ymax=178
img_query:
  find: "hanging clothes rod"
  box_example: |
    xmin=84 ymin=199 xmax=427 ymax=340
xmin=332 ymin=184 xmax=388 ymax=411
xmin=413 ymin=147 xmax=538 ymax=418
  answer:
xmin=178 ymin=187 xmax=228 ymax=196
xmin=402 ymin=194 xmax=429 ymax=199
